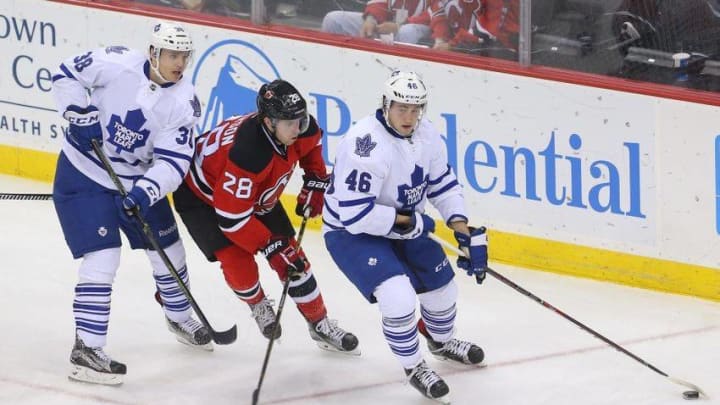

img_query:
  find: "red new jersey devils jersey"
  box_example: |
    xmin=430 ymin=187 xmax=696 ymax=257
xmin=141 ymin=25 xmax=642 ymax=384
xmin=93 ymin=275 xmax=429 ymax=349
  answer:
xmin=185 ymin=113 xmax=326 ymax=254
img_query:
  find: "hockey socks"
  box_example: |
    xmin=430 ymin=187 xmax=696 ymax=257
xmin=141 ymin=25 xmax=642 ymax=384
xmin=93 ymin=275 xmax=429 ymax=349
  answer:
xmin=73 ymin=283 xmax=111 ymax=348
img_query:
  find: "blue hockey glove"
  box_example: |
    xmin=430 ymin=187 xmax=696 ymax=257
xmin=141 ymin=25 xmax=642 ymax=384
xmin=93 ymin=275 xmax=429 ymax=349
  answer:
xmin=454 ymin=226 xmax=488 ymax=284
xmin=116 ymin=185 xmax=151 ymax=220
xmin=388 ymin=211 xmax=435 ymax=240
xmin=63 ymin=105 xmax=102 ymax=151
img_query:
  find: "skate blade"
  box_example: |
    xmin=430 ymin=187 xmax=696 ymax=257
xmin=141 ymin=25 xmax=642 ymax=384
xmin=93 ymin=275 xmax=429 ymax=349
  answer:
xmin=433 ymin=393 xmax=451 ymax=404
xmin=431 ymin=353 xmax=485 ymax=367
xmin=69 ymin=365 xmax=123 ymax=386
xmin=175 ymin=336 xmax=214 ymax=352
xmin=315 ymin=341 xmax=361 ymax=356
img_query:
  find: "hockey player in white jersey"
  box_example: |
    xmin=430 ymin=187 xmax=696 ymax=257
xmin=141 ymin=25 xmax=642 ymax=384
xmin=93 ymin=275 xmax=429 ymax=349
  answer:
xmin=50 ymin=21 xmax=210 ymax=386
xmin=323 ymin=71 xmax=487 ymax=403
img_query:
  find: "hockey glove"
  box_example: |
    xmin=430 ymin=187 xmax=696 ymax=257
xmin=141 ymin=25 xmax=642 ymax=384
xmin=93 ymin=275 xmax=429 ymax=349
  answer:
xmin=63 ymin=105 xmax=102 ymax=151
xmin=296 ymin=173 xmax=331 ymax=218
xmin=454 ymin=226 xmax=488 ymax=284
xmin=261 ymin=237 xmax=306 ymax=282
xmin=115 ymin=185 xmax=151 ymax=221
xmin=388 ymin=211 xmax=435 ymax=240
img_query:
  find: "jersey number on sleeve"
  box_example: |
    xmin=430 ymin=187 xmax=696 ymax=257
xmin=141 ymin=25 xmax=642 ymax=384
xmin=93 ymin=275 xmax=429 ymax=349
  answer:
xmin=222 ymin=172 xmax=253 ymax=199
xmin=73 ymin=52 xmax=94 ymax=72
xmin=345 ymin=169 xmax=372 ymax=192
xmin=175 ymin=126 xmax=193 ymax=146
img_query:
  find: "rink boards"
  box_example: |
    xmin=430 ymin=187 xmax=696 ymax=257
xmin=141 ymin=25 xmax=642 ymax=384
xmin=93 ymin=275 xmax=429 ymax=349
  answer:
xmin=0 ymin=0 xmax=718 ymax=300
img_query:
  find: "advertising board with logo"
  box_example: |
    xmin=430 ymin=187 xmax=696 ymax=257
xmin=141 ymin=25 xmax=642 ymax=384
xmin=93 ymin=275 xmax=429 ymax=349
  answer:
xmin=1 ymin=0 xmax=718 ymax=298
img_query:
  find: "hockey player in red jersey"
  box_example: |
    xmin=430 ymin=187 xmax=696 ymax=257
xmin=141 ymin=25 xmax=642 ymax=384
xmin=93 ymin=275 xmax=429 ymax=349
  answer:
xmin=173 ymin=79 xmax=359 ymax=354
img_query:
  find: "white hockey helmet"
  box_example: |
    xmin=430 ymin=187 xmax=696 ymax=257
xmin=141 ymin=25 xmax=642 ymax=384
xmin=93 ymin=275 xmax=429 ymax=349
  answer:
xmin=382 ymin=70 xmax=428 ymax=111
xmin=149 ymin=21 xmax=194 ymax=83
xmin=382 ymin=70 xmax=428 ymax=132
xmin=150 ymin=21 xmax=194 ymax=53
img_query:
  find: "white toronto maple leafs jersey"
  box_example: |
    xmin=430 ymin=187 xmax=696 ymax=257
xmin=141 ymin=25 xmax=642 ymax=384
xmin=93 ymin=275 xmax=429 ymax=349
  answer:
xmin=51 ymin=46 xmax=200 ymax=205
xmin=323 ymin=109 xmax=468 ymax=236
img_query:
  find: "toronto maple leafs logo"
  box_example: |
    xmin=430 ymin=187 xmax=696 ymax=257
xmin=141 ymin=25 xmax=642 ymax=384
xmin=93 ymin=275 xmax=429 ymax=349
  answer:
xmin=106 ymin=109 xmax=151 ymax=153
xmin=189 ymin=96 xmax=201 ymax=118
xmin=105 ymin=46 xmax=128 ymax=55
xmin=354 ymin=134 xmax=377 ymax=158
xmin=397 ymin=165 xmax=428 ymax=211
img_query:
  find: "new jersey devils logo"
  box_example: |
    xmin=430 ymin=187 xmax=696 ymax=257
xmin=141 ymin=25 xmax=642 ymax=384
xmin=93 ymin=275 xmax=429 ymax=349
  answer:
xmin=256 ymin=171 xmax=293 ymax=214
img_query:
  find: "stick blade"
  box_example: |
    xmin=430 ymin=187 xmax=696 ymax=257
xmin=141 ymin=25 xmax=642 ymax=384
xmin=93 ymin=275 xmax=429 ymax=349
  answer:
xmin=212 ymin=324 xmax=238 ymax=345
xmin=669 ymin=376 xmax=708 ymax=398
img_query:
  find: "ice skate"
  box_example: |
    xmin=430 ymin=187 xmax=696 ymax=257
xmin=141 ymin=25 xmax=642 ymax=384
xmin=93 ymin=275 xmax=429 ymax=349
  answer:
xmin=68 ymin=335 xmax=126 ymax=386
xmin=418 ymin=320 xmax=483 ymax=365
xmin=166 ymin=316 xmax=213 ymax=351
xmin=250 ymin=298 xmax=281 ymax=339
xmin=426 ymin=336 xmax=484 ymax=365
xmin=308 ymin=317 xmax=360 ymax=355
xmin=405 ymin=360 xmax=450 ymax=404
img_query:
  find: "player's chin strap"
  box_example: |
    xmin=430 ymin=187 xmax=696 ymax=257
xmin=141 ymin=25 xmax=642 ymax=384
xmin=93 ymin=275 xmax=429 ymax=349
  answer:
xmin=90 ymin=139 xmax=238 ymax=345
xmin=252 ymin=210 xmax=310 ymax=405
xmin=149 ymin=47 xmax=189 ymax=85
xmin=149 ymin=59 xmax=174 ymax=84
xmin=428 ymin=232 xmax=707 ymax=399
xmin=149 ymin=47 xmax=173 ymax=84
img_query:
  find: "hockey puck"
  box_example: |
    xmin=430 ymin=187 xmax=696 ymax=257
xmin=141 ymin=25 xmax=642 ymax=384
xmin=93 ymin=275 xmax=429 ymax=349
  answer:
xmin=682 ymin=391 xmax=699 ymax=400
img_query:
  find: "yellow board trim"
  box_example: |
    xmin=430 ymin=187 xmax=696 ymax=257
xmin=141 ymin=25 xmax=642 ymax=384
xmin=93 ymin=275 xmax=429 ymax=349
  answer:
xmin=3 ymin=144 xmax=717 ymax=301
xmin=0 ymin=144 xmax=58 ymax=182
xmin=280 ymin=200 xmax=720 ymax=303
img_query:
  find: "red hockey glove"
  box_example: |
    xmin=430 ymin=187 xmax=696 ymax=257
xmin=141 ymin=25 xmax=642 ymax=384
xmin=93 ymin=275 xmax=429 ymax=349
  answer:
xmin=261 ymin=237 xmax=306 ymax=281
xmin=295 ymin=173 xmax=331 ymax=218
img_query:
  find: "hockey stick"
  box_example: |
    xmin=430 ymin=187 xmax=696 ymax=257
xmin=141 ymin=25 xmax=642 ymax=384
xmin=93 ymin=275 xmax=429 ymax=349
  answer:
xmin=0 ymin=193 xmax=53 ymax=200
xmin=90 ymin=140 xmax=237 ymax=345
xmin=252 ymin=213 xmax=310 ymax=405
xmin=429 ymin=232 xmax=707 ymax=398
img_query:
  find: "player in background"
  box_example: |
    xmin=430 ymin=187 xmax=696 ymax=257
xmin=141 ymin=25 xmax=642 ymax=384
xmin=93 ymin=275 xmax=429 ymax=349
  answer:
xmin=322 ymin=71 xmax=486 ymax=403
xmin=51 ymin=21 xmax=210 ymax=386
xmin=172 ymin=79 xmax=360 ymax=354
